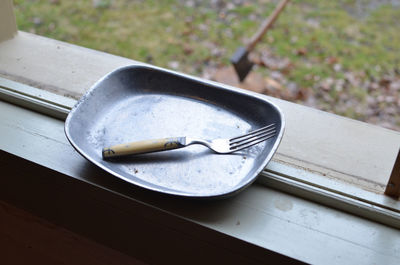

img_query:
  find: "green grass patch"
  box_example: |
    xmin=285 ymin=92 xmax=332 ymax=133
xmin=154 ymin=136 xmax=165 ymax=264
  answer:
xmin=13 ymin=0 xmax=400 ymax=88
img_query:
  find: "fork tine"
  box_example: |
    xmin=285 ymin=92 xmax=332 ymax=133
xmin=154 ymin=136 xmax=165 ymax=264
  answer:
xmin=230 ymin=132 xmax=276 ymax=151
xmin=230 ymin=129 xmax=276 ymax=149
xmin=231 ymin=134 xmax=275 ymax=151
xmin=229 ymin=125 xmax=275 ymax=145
xmin=230 ymin=130 xmax=276 ymax=150
xmin=229 ymin=124 xmax=275 ymax=142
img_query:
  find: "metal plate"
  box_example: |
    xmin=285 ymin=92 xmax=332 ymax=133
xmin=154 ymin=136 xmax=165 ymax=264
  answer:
xmin=65 ymin=65 xmax=285 ymax=198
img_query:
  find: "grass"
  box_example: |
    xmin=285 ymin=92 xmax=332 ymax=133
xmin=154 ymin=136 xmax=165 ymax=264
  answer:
xmin=13 ymin=0 xmax=400 ymax=95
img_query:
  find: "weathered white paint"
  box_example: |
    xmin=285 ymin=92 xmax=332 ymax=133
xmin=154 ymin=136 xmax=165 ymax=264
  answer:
xmin=271 ymin=100 xmax=400 ymax=192
xmin=0 ymin=32 xmax=134 ymax=97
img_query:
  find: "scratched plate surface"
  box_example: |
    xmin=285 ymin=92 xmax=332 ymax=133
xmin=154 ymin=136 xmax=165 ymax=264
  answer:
xmin=65 ymin=65 xmax=285 ymax=198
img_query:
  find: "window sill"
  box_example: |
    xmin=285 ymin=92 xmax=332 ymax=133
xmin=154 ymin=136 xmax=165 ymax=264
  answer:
xmin=1 ymin=32 xmax=399 ymax=209
xmin=1 ymin=32 xmax=399 ymax=194
xmin=2 ymin=99 xmax=400 ymax=264
xmin=1 ymin=32 xmax=400 ymax=264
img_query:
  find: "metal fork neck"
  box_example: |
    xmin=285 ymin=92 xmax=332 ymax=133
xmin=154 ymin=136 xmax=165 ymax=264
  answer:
xmin=185 ymin=137 xmax=211 ymax=148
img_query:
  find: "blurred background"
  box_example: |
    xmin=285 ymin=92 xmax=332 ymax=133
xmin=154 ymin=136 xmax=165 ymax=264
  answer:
xmin=13 ymin=0 xmax=400 ymax=131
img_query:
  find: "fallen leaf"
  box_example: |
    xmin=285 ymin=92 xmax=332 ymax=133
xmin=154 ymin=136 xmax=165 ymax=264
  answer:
xmin=182 ymin=44 xmax=193 ymax=55
xmin=325 ymin=56 xmax=339 ymax=65
xmin=265 ymin=78 xmax=282 ymax=90
xmin=296 ymin=48 xmax=307 ymax=56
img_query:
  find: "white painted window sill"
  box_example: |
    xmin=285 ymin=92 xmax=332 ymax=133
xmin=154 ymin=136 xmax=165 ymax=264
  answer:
xmin=1 ymin=32 xmax=400 ymax=264
xmin=1 ymin=32 xmax=399 ymax=204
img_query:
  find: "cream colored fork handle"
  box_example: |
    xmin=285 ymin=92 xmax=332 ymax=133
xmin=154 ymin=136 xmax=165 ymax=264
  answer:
xmin=102 ymin=137 xmax=185 ymax=158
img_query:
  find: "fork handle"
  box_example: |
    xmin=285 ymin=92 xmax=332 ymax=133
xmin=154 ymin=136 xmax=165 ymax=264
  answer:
xmin=102 ymin=137 xmax=185 ymax=158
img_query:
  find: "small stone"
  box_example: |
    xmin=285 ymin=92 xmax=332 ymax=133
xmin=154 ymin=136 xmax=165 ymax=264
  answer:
xmin=33 ymin=17 xmax=42 ymax=25
xmin=168 ymin=61 xmax=180 ymax=70
xmin=333 ymin=63 xmax=342 ymax=72
xmin=185 ymin=0 xmax=195 ymax=7
xmin=390 ymin=81 xmax=400 ymax=91
xmin=92 ymin=0 xmax=111 ymax=8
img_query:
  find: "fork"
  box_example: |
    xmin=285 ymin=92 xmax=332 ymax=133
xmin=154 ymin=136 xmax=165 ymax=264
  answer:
xmin=102 ymin=124 xmax=276 ymax=159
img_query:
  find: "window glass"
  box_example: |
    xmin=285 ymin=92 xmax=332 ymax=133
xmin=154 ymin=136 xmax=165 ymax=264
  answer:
xmin=13 ymin=0 xmax=400 ymax=131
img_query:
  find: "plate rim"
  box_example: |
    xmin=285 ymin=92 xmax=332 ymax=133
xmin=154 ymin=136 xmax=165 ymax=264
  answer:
xmin=65 ymin=64 xmax=285 ymax=198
